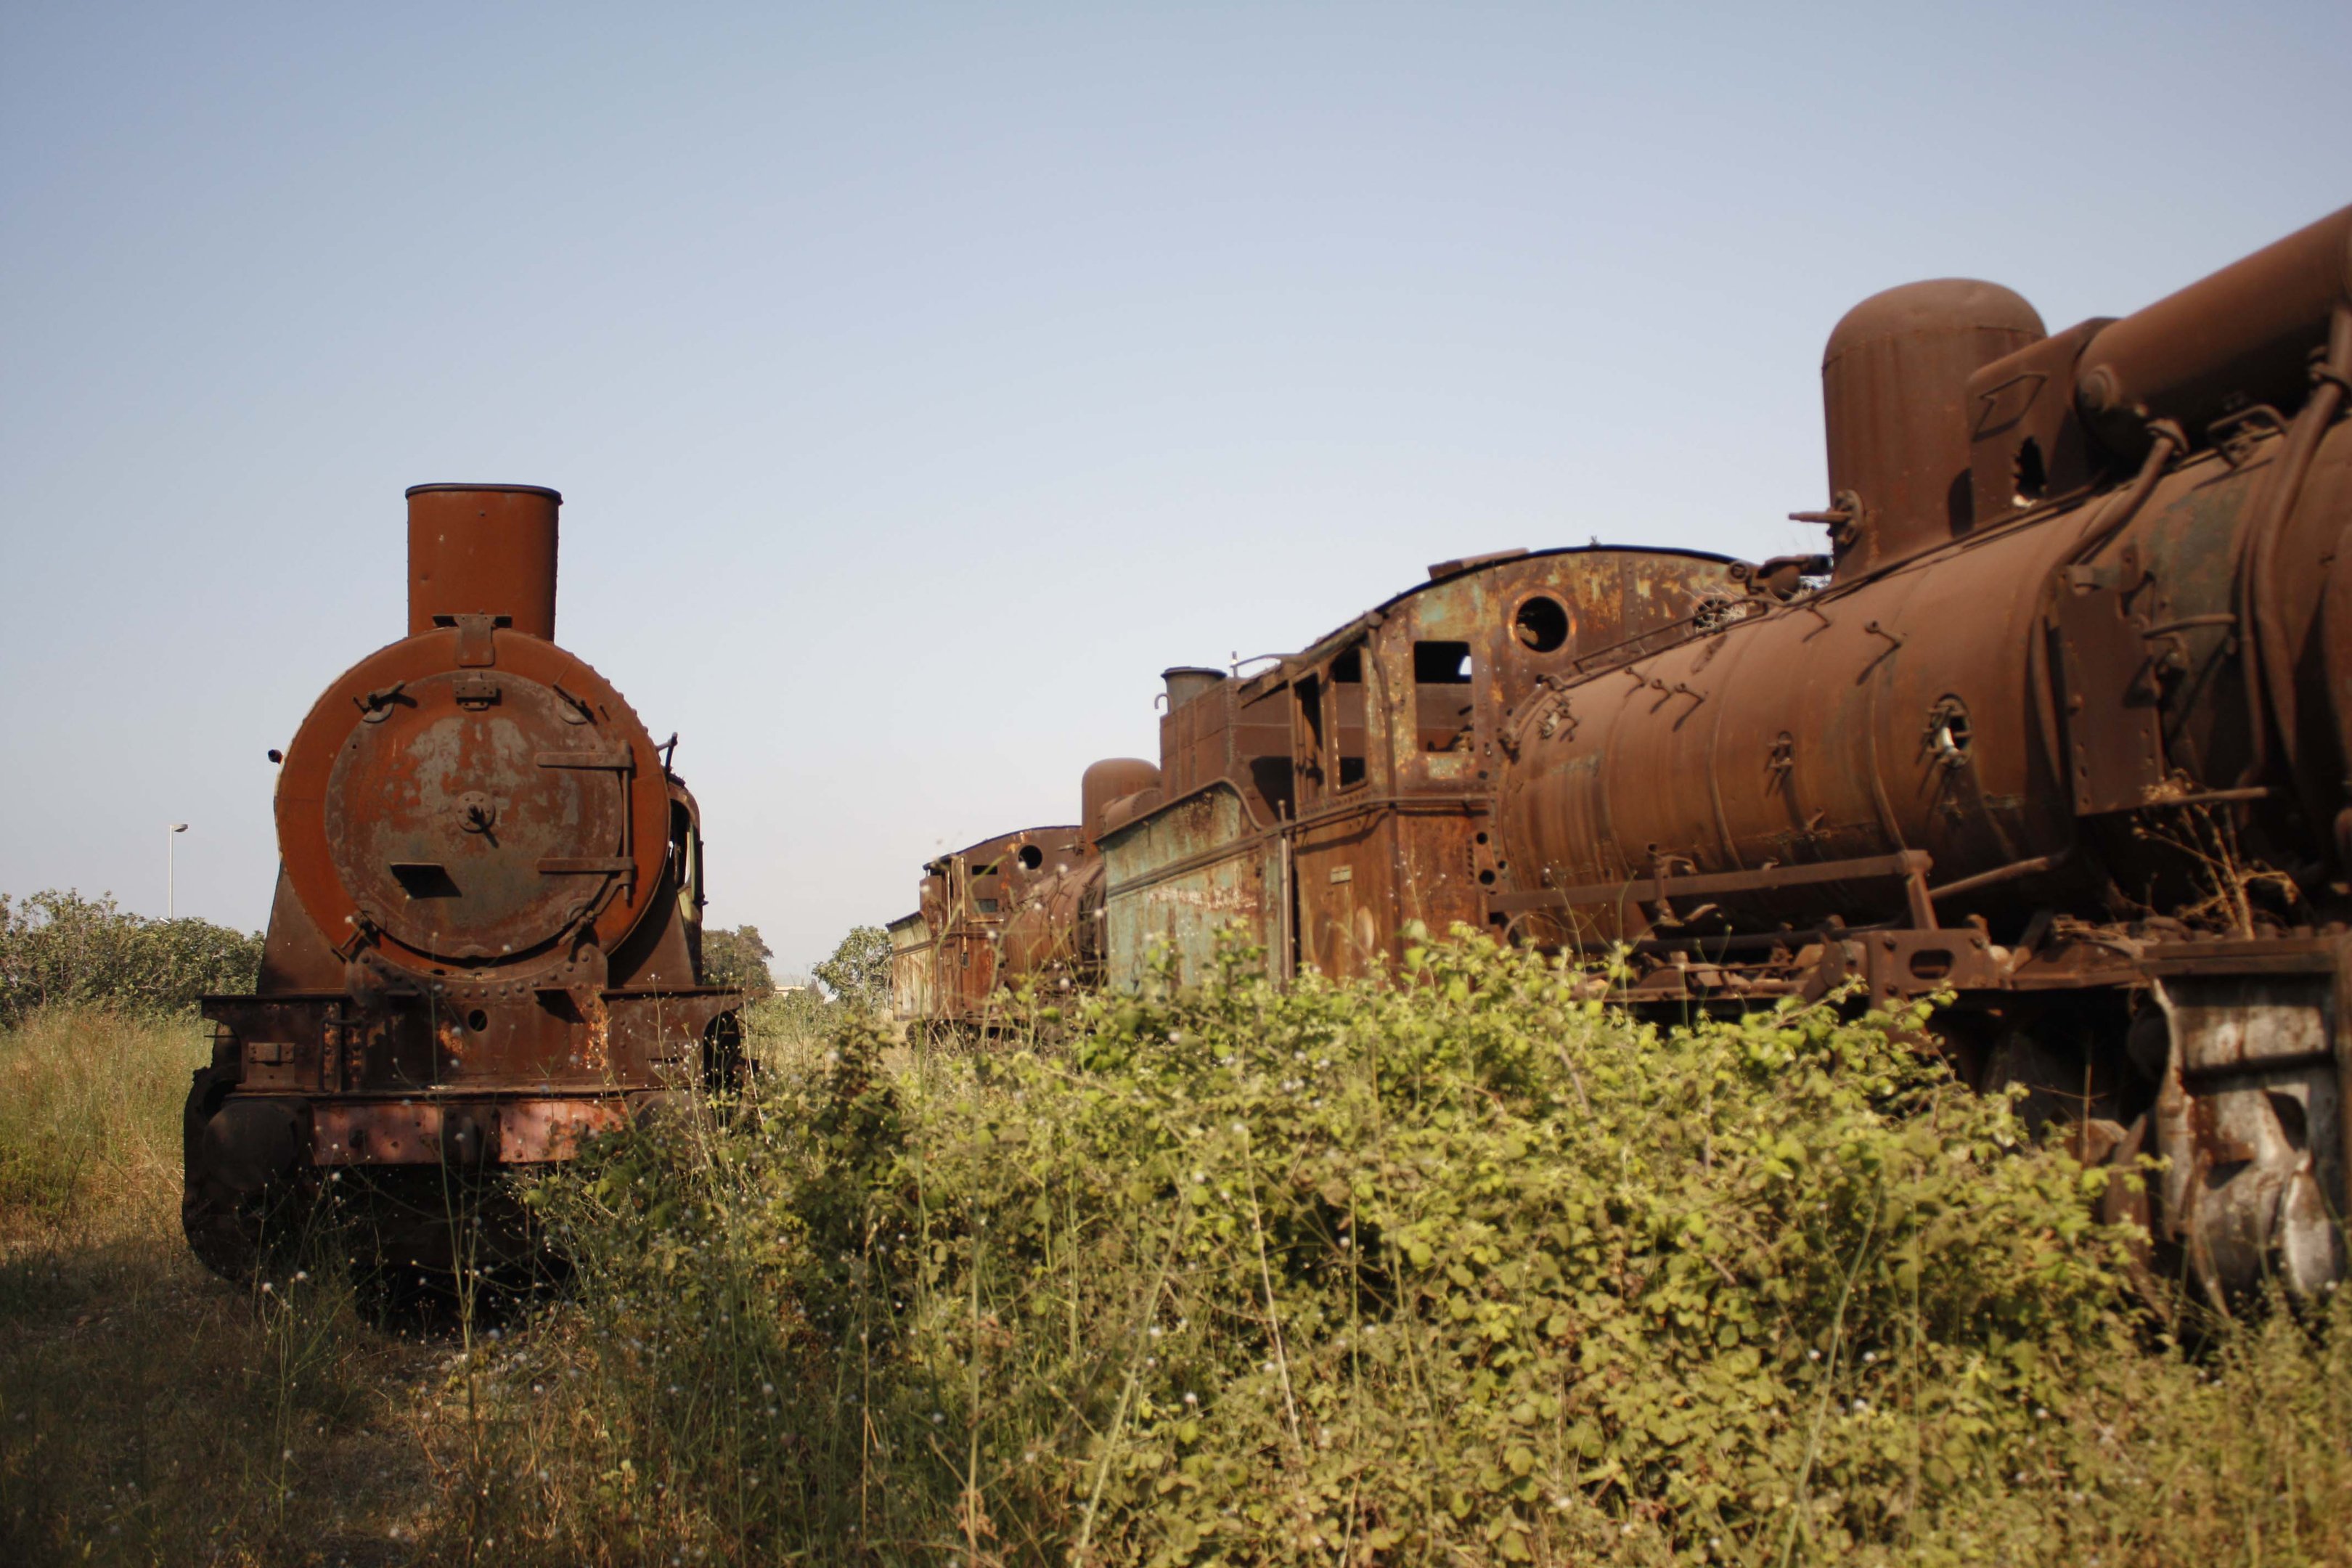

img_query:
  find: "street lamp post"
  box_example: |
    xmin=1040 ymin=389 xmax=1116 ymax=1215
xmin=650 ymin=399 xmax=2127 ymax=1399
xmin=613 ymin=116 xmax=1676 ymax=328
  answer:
xmin=167 ymin=822 xmax=189 ymax=919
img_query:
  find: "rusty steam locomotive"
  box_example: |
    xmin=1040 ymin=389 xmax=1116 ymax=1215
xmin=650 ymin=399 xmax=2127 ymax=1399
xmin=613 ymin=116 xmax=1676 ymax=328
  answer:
xmin=184 ymin=484 xmax=741 ymax=1283
xmin=890 ymin=204 xmax=2352 ymax=1304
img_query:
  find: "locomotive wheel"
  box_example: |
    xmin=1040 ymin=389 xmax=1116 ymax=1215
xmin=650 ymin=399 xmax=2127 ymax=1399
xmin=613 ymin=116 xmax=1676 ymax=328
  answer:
xmin=180 ymin=1067 xmax=315 ymax=1281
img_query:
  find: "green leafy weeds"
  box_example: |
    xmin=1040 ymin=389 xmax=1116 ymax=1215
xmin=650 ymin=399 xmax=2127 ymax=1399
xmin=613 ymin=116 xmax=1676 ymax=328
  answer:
xmin=430 ymin=931 xmax=2350 ymax=1566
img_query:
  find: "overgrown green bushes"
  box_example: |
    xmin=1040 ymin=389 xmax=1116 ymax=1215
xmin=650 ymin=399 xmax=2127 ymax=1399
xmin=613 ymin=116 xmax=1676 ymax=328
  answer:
xmin=430 ymin=933 xmax=2352 ymax=1565
xmin=0 ymin=889 xmax=261 ymax=1024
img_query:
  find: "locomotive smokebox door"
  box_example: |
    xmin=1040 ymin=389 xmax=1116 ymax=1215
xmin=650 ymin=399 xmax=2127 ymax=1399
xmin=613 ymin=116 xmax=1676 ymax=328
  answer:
xmin=324 ymin=664 xmax=636 ymax=960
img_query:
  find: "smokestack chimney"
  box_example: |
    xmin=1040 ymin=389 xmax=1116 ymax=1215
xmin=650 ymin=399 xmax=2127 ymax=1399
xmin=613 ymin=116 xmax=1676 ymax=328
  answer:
xmin=1161 ymin=666 xmax=1227 ymax=711
xmin=406 ymin=483 xmax=562 ymax=640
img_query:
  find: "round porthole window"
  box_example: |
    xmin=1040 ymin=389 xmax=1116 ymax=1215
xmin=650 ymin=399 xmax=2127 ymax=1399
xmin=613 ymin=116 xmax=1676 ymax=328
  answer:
xmin=1514 ymin=595 xmax=1569 ymax=653
xmin=1016 ymin=844 xmax=1044 ymax=870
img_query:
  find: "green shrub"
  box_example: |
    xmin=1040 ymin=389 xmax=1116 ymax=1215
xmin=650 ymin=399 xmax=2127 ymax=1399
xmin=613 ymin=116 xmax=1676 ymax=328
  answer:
xmin=0 ymin=890 xmax=261 ymax=1024
xmin=814 ymin=923 xmax=892 ymax=1011
xmin=431 ymin=931 xmax=2328 ymax=1566
xmin=703 ymin=924 xmax=779 ymax=1000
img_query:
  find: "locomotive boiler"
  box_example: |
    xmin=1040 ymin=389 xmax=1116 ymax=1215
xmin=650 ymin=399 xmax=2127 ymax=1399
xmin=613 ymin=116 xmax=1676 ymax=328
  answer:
xmin=184 ymin=483 xmax=742 ymax=1284
xmin=894 ymin=203 xmax=2352 ymax=1304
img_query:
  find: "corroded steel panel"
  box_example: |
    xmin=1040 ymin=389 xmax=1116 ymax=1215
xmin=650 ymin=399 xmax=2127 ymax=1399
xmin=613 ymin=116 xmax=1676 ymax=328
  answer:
xmin=887 ymin=913 xmax=935 ymax=1021
xmin=1103 ymin=783 xmax=1278 ymax=990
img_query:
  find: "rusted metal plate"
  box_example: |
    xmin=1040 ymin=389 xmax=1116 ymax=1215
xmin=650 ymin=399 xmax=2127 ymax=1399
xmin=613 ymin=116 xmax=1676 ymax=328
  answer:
xmin=2052 ymin=563 xmax=2169 ymax=813
xmin=887 ymin=913 xmax=936 ymax=1021
xmin=311 ymin=1095 xmax=629 ymax=1165
xmin=1102 ymin=783 xmax=1278 ymax=990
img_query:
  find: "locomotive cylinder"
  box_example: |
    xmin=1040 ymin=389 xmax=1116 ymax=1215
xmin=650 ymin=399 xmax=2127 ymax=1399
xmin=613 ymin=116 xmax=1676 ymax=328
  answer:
xmin=406 ymin=482 xmax=562 ymax=640
xmin=1821 ymin=280 xmax=2045 ymax=576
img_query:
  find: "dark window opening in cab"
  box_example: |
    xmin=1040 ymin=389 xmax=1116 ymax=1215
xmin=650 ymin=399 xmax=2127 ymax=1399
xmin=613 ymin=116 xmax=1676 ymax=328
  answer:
xmin=1413 ymin=640 xmax=1474 ymax=753
xmin=1331 ymin=643 xmax=1368 ymax=792
xmin=1016 ymin=844 xmax=1043 ymax=870
xmin=1414 ymin=641 xmax=1472 ymax=683
xmin=1294 ymin=673 xmax=1325 ymax=786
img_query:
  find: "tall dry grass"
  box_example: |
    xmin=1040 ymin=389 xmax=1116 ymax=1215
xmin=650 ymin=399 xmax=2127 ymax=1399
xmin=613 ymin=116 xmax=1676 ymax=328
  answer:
xmin=0 ymin=1008 xmax=437 ymax=1567
xmin=4 ymin=963 xmax=2351 ymax=1567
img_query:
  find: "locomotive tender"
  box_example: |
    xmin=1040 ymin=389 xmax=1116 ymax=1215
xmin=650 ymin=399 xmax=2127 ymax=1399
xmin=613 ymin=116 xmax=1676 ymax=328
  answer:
xmin=892 ymin=204 xmax=2352 ymax=1304
xmin=184 ymin=484 xmax=741 ymax=1282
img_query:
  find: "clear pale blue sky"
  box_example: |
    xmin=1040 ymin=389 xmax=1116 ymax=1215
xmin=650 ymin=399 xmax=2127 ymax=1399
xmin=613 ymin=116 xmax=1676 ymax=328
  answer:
xmin=3 ymin=1 xmax=2345 ymax=973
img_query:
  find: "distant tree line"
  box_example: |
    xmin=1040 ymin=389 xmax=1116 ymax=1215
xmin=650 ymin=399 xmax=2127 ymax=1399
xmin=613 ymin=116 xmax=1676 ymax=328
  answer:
xmin=701 ymin=922 xmax=891 ymax=1013
xmin=0 ymin=890 xmax=263 ymax=1024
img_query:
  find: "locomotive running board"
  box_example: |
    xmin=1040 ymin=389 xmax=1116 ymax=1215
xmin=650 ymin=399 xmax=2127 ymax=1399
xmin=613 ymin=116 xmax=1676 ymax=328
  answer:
xmin=1485 ymin=849 xmax=1937 ymax=930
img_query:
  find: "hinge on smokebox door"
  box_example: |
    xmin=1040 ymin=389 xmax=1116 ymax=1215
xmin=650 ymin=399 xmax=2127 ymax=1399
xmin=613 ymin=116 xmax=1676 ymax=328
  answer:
xmin=433 ymin=613 xmax=509 ymax=669
xmin=534 ymin=744 xmax=639 ymax=901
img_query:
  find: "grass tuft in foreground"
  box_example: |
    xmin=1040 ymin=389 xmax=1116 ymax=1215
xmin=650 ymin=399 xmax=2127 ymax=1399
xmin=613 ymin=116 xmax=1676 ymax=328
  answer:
xmin=425 ymin=934 xmax=2352 ymax=1566
xmin=0 ymin=1008 xmax=436 ymax=1567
